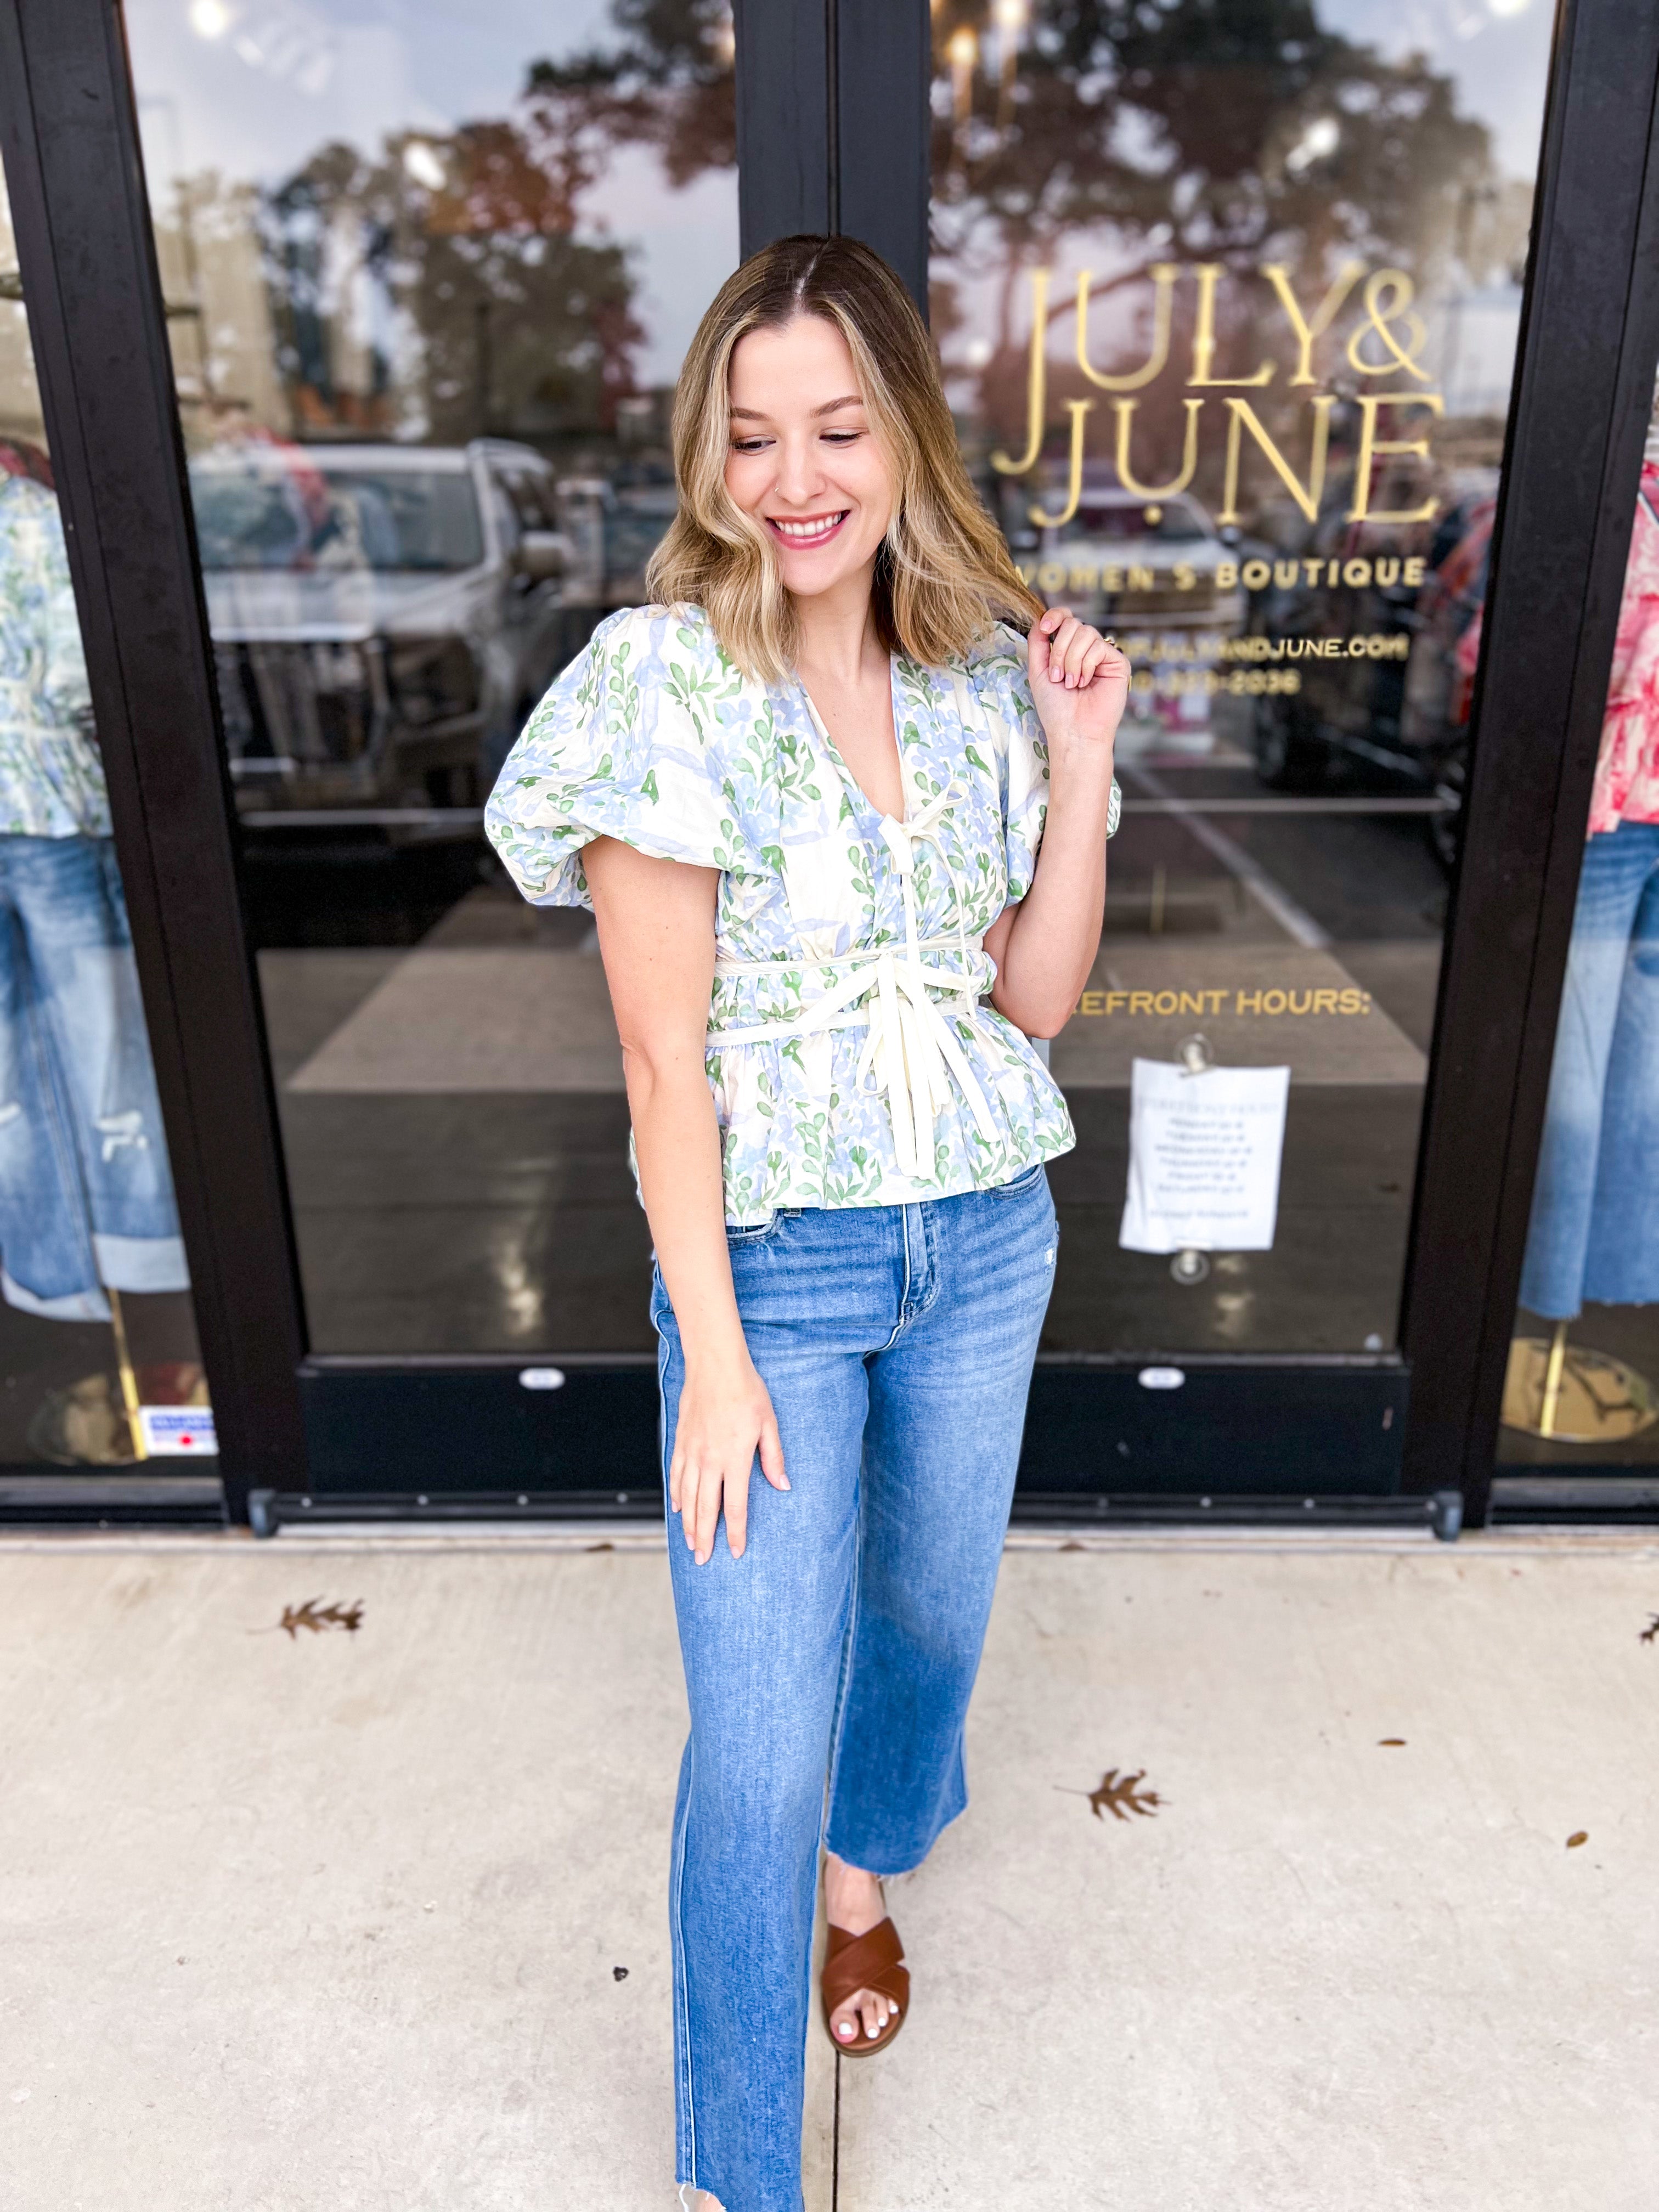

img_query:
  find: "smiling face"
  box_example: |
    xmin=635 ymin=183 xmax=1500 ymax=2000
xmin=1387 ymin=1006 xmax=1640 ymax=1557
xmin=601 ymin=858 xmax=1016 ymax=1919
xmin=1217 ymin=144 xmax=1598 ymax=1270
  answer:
xmin=723 ymin=313 xmax=895 ymax=605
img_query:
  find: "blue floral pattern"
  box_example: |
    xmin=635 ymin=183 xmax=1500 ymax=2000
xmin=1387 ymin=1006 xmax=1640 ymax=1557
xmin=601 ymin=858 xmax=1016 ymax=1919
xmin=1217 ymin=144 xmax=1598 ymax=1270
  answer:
xmin=487 ymin=603 xmax=1089 ymax=1223
xmin=0 ymin=475 xmax=103 ymax=839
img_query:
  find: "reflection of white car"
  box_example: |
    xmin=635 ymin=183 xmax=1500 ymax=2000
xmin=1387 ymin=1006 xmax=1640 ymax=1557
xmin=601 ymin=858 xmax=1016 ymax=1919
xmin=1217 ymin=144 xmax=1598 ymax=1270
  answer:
xmin=1013 ymin=487 xmax=1246 ymax=634
xmin=190 ymin=438 xmax=578 ymax=814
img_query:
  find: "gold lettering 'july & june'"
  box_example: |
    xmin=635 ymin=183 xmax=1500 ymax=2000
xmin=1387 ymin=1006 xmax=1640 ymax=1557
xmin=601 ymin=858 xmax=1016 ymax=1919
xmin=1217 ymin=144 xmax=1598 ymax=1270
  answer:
xmin=994 ymin=261 xmax=1441 ymax=529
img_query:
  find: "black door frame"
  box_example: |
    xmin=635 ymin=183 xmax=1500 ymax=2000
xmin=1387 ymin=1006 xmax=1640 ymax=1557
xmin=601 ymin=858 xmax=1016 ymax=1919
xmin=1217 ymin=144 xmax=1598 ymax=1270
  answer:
xmin=1 ymin=0 xmax=1655 ymax=1525
xmin=1403 ymin=1 xmax=1659 ymax=1510
xmin=0 ymin=0 xmax=305 ymax=1523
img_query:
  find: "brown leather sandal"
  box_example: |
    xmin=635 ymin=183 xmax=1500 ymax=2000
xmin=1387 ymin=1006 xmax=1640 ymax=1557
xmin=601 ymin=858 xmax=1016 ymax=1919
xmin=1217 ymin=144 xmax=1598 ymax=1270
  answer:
xmin=821 ymin=1916 xmax=910 ymax=2057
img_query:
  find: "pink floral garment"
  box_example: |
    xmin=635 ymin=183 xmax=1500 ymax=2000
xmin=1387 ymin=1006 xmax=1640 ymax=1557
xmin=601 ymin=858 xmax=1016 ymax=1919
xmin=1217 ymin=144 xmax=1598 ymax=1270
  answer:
xmin=1588 ymin=458 xmax=1659 ymax=835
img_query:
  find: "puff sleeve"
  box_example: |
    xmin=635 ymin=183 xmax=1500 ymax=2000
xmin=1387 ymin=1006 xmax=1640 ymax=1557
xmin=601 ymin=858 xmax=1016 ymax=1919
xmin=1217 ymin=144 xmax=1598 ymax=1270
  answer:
xmin=484 ymin=605 xmax=737 ymax=908
xmin=964 ymin=622 xmax=1121 ymax=902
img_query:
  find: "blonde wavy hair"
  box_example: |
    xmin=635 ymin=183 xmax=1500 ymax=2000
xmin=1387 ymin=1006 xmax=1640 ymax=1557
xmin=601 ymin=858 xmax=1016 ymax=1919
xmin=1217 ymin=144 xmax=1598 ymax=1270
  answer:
xmin=646 ymin=234 xmax=1043 ymax=682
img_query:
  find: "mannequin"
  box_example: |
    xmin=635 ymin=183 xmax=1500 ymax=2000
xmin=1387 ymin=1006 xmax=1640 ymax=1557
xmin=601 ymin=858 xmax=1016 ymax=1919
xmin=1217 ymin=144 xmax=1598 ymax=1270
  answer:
xmin=0 ymin=438 xmax=189 ymax=1454
xmin=1509 ymin=408 xmax=1659 ymax=1440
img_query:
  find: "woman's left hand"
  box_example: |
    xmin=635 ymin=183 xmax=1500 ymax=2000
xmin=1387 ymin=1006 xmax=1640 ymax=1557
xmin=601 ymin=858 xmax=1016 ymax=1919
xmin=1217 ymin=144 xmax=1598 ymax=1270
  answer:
xmin=1028 ymin=606 xmax=1129 ymax=750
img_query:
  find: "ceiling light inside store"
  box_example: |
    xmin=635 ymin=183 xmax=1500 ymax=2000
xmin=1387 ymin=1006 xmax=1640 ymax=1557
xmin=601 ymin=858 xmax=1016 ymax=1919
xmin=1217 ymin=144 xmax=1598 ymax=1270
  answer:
xmin=402 ymin=139 xmax=447 ymax=191
xmin=188 ymin=0 xmax=236 ymax=36
xmin=1285 ymin=114 xmax=1340 ymax=174
xmin=992 ymin=0 xmax=1029 ymax=30
xmin=1487 ymin=0 xmax=1532 ymax=15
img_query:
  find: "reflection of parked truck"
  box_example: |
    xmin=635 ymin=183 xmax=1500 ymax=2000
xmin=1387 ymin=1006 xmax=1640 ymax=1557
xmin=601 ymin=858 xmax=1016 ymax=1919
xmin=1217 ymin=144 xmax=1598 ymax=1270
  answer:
xmin=190 ymin=437 xmax=589 ymax=814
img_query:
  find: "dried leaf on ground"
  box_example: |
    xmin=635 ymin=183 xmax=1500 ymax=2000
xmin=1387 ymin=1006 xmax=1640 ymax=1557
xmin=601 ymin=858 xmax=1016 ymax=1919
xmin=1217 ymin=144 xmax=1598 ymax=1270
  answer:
xmin=1566 ymin=1831 xmax=1589 ymax=1849
xmin=1087 ymin=1768 xmax=1164 ymax=1822
xmin=274 ymin=1598 xmax=364 ymax=1639
xmin=1640 ymin=1614 xmax=1659 ymax=1645
xmin=1378 ymin=1737 xmax=1407 ymax=1747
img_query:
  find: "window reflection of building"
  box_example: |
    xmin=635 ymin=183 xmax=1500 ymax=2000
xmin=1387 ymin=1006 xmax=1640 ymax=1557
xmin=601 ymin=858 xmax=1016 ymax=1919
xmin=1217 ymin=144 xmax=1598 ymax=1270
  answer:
xmin=136 ymin=1 xmax=737 ymax=459
xmin=117 ymin=0 xmax=742 ymax=1360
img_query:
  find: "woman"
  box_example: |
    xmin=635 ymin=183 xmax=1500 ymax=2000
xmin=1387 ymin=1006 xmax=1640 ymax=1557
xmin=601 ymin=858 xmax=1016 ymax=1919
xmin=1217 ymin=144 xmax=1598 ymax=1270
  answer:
xmin=486 ymin=234 xmax=1124 ymax=2211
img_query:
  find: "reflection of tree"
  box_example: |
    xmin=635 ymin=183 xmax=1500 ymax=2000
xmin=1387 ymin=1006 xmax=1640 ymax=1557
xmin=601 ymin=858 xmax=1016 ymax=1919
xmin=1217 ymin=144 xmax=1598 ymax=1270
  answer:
xmin=183 ymin=0 xmax=733 ymax=448
xmin=265 ymin=132 xmax=645 ymax=445
xmin=932 ymin=0 xmax=1515 ymax=483
xmin=523 ymin=0 xmax=737 ymax=187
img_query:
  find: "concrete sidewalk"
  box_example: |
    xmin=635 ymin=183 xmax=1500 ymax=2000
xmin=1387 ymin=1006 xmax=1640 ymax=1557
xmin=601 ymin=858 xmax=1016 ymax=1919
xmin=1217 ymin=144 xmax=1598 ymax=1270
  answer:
xmin=0 ymin=1526 xmax=1654 ymax=2210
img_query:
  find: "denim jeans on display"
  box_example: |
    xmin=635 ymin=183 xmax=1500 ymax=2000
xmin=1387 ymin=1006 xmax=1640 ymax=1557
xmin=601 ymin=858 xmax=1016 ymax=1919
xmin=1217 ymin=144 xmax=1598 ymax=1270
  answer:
xmin=1520 ymin=820 xmax=1659 ymax=1319
xmin=0 ymin=834 xmax=187 ymax=1319
xmin=652 ymin=1169 xmax=1058 ymax=2212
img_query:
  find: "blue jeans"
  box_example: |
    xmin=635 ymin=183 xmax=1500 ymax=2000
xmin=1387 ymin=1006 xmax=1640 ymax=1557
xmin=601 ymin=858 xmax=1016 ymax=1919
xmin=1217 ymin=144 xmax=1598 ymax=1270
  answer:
xmin=1520 ymin=820 xmax=1659 ymax=1318
xmin=0 ymin=835 xmax=186 ymax=1319
xmin=651 ymin=1169 xmax=1058 ymax=2211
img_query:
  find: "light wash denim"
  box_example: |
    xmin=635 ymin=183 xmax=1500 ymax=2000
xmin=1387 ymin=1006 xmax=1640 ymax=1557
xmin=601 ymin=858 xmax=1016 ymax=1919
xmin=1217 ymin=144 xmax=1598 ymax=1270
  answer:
xmin=1520 ymin=819 xmax=1659 ymax=1318
xmin=0 ymin=834 xmax=187 ymax=1319
xmin=651 ymin=1167 xmax=1058 ymax=2211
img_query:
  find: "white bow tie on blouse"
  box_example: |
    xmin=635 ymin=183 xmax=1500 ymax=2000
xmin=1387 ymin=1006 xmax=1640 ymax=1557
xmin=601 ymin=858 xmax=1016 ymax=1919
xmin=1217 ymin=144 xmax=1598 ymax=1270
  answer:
xmin=708 ymin=784 xmax=1001 ymax=1183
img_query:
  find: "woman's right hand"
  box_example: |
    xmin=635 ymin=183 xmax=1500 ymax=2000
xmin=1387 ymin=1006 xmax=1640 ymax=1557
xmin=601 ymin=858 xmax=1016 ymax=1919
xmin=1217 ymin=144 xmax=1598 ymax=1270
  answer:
xmin=669 ymin=1350 xmax=789 ymax=1563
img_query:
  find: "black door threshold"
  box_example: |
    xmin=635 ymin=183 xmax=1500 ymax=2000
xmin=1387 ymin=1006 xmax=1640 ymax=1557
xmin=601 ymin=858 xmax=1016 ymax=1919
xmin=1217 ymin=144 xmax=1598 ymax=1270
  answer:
xmin=0 ymin=1473 xmax=228 ymax=1527
xmin=245 ymin=1487 xmax=1464 ymax=1539
xmin=1490 ymin=1475 xmax=1659 ymax=1525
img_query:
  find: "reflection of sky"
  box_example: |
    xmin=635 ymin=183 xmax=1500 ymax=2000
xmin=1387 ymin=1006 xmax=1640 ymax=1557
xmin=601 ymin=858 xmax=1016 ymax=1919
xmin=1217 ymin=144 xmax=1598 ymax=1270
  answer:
xmin=125 ymin=0 xmax=737 ymax=387
xmin=1330 ymin=0 xmax=1551 ymax=180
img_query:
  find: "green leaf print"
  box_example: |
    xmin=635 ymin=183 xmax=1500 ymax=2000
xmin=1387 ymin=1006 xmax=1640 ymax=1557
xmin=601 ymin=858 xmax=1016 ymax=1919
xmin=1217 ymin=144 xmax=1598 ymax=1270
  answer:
xmin=847 ymin=840 xmax=876 ymax=911
xmin=607 ymin=640 xmax=642 ymax=738
xmin=640 ymin=768 xmax=659 ymax=804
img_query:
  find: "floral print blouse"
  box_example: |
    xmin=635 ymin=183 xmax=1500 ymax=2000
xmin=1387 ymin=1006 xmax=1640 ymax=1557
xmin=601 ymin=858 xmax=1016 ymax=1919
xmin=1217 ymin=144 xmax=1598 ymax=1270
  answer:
xmin=487 ymin=603 xmax=1110 ymax=1224
xmin=1589 ymin=460 xmax=1659 ymax=836
xmin=0 ymin=474 xmax=104 ymax=839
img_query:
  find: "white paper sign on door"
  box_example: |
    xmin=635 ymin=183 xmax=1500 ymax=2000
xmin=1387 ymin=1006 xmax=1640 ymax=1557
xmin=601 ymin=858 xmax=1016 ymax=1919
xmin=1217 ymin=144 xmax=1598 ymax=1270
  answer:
xmin=137 ymin=1405 xmax=218 ymax=1456
xmin=1119 ymin=1058 xmax=1290 ymax=1255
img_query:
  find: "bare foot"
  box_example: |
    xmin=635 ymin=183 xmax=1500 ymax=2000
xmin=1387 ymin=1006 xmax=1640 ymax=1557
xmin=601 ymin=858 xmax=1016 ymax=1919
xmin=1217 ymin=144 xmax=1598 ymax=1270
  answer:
xmin=823 ymin=1852 xmax=900 ymax=2047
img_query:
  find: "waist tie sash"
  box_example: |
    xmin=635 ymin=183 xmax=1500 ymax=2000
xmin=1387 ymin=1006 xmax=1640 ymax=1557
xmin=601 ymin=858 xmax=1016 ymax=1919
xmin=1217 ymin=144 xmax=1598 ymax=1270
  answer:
xmin=707 ymin=786 xmax=1001 ymax=1183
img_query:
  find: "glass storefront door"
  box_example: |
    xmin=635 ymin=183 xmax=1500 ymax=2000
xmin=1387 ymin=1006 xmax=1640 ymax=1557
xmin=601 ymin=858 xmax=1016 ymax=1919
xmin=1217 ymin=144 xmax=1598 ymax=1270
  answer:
xmin=929 ymin=0 xmax=1554 ymax=1377
xmin=0 ymin=149 xmax=212 ymax=1471
xmin=55 ymin=0 xmax=1634 ymax=1506
xmin=123 ymin=0 xmax=738 ymax=1361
